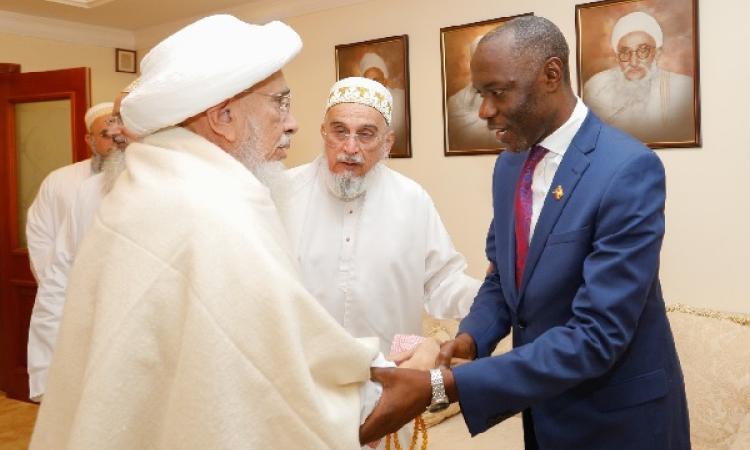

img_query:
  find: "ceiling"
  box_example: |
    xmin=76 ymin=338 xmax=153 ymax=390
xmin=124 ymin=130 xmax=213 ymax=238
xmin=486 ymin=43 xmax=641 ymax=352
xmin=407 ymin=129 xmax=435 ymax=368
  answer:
xmin=0 ymin=0 xmax=267 ymax=30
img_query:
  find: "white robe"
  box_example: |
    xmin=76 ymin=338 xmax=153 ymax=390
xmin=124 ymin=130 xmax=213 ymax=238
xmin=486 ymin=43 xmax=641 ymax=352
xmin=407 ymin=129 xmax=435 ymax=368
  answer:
xmin=583 ymin=67 xmax=695 ymax=143
xmin=26 ymin=158 xmax=93 ymax=280
xmin=31 ymin=128 xmax=378 ymax=450
xmin=281 ymin=156 xmax=481 ymax=354
xmin=27 ymin=173 xmax=105 ymax=401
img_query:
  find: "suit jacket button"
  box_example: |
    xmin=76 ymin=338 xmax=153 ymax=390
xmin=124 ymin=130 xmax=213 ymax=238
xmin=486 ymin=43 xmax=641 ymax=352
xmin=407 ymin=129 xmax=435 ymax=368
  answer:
xmin=518 ymin=320 xmax=527 ymax=329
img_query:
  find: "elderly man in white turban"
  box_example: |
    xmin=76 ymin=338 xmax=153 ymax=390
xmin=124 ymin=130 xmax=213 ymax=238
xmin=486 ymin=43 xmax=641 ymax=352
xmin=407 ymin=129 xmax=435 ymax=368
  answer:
xmin=359 ymin=52 xmax=407 ymax=152
xmin=25 ymin=102 xmax=115 ymax=283
xmin=583 ymin=11 xmax=695 ymax=143
xmin=26 ymin=86 xmax=134 ymax=403
xmin=30 ymin=15 xmax=415 ymax=450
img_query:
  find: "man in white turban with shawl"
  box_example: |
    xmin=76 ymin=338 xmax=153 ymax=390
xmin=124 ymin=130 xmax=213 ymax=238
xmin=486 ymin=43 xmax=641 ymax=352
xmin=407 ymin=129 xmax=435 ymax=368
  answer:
xmin=30 ymin=15 xmax=408 ymax=450
xmin=582 ymin=11 xmax=695 ymax=143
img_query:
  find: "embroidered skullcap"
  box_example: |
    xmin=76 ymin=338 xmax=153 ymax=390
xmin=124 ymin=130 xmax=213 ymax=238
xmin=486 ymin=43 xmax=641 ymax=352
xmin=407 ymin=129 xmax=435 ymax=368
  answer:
xmin=121 ymin=15 xmax=302 ymax=137
xmin=326 ymin=77 xmax=393 ymax=126
xmin=84 ymin=102 xmax=113 ymax=131
xmin=610 ymin=11 xmax=663 ymax=52
xmin=359 ymin=52 xmax=389 ymax=79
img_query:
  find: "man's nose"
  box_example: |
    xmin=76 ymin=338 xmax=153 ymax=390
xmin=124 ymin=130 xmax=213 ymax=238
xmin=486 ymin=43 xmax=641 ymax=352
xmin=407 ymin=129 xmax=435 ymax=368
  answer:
xmin=478 ymin=96 xmax=496 ymax=120
xmin=284 ymin=112 xmax=299 ymax=135
xmin=342 ymin=136 xmax=360 ymax=154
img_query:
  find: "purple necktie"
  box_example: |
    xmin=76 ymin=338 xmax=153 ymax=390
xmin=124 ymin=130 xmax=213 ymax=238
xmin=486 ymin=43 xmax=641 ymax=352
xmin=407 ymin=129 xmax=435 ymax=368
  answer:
xmin=514 ymin=145 xmax=548 ymax=288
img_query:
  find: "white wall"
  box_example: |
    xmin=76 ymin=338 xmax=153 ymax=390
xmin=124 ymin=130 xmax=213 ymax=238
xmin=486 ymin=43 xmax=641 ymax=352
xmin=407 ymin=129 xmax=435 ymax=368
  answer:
xmin=0 ymin=32 xmax=136 ymax=104
xmin=136 ymin=0 xmax=750 ymax=313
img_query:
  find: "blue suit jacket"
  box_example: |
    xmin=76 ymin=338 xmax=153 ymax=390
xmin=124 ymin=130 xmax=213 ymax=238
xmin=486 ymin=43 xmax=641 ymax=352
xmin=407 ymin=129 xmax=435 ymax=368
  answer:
xmin=453 ymin=112 xmax=690 ymax=449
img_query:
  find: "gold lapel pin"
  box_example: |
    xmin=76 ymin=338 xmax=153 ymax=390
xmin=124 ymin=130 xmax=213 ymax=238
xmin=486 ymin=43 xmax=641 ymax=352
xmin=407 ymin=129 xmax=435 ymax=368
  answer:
xmin=553 ymin=185 xmax=564 ymax=201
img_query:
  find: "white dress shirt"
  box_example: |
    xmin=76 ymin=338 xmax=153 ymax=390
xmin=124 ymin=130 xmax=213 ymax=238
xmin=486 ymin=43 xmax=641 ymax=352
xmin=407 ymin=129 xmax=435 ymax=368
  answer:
xmin=529 ymin=98 xmax=589 ymax=240
xmin=26 ymin=158 xmax=94 ymax=280
xmin=27 ymin=173 xmax=105 ymax=401
xmin=281 ymin=157 xmax=481 ymax=353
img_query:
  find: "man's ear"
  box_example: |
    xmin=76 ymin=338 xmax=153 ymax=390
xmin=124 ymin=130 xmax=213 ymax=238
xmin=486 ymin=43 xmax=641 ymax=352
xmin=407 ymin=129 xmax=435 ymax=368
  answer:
xmin=541 ymin=57 xmax=564 ymax=92
xmin=205 ymin=99 xmax=238 ymax=143
xmin=381 ymin=129 xmax=396 ymax=158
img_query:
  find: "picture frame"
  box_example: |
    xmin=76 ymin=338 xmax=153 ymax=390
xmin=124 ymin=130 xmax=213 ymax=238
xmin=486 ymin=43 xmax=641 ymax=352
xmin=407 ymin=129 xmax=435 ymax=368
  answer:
xmin=335 ymin=35 xmax=411 ymax=158
xmin=115 ymin=48 xmax=137 ymax=74
xmin=576 ymin=0 xmax=701 ymax=148
xmin=440 ymin=13 xmax=533 ymax=156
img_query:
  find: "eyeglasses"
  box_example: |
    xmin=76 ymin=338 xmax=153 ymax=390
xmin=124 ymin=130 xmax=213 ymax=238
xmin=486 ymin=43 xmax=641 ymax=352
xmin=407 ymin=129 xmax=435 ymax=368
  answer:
xmin=253 ymin=91 xmax=291 ymax=114
xmin=617 ymin=44 xmax=653 ymax=63
xmin=235 ymin=87 xmax=292 ymax=114
xmin=322 ymin=127 xmax=381 ymax=148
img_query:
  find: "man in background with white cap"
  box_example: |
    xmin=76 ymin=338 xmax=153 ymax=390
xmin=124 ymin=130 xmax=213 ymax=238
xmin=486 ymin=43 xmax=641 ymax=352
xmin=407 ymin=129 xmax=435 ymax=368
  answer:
xmin=25 ymin=102 xmax=115 ymax=282
xmin=26 ymin=87 xmax=133 ymax=403
xmin=31 ymin=15 xmax=416 ymax=450
xmin=583 ymin=11 xmax=695 ymax=143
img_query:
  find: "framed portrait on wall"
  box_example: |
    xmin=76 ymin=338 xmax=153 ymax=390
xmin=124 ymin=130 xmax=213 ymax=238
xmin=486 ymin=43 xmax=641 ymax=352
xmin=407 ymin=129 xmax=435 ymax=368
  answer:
xmin=440 ymin=13 xmax=532 ymax=156
xmin=576 ymin=0 xmax=701 ymax=148
xmin=335 ymin=35 xmax=411 ymax=158
xmin=115 ymin=48 xmax=137 ymax=74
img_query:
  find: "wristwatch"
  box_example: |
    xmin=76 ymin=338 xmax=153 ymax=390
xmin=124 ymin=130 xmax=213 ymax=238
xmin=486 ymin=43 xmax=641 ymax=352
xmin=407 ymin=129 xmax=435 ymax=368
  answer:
xmin=427 ymin=368 xmax=450 ymax=413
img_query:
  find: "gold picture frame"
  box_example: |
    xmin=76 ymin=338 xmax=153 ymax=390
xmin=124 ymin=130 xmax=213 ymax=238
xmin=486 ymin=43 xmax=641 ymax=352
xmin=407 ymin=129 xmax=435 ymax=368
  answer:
xmin=576 ymin=0 xmax=701 ymax=148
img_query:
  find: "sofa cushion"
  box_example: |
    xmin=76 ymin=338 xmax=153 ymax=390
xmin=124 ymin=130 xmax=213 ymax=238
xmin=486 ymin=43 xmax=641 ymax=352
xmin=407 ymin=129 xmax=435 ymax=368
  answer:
xmin=666 ymin=305 xmax=750 ymax=449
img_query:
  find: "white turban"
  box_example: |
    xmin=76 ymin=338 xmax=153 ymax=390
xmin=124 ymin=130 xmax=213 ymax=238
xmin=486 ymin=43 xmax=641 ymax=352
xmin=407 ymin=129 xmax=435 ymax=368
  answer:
xmin=326 ymin=77 xmax=393 ymax=126
xmin=121 ymin=15 xmax=302 ymax=137
xmin=610 ymin=11 xmax=663 ymax=52
xmin=84 ymin=102 xmax=113 ymax=131
xmin=359 ymin=52 xmax=389 ymax=79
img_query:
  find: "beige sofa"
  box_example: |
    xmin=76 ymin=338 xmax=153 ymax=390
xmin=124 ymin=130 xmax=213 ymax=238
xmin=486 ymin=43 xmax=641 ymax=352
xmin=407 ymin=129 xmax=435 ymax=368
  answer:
xmin=419 ymin=304 xmax=750 ymax=450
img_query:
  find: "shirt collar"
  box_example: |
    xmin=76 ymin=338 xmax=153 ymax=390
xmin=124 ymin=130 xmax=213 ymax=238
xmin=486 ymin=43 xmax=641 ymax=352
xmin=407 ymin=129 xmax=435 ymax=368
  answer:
xmin=537 ymin=97 xmax=588 ymax=157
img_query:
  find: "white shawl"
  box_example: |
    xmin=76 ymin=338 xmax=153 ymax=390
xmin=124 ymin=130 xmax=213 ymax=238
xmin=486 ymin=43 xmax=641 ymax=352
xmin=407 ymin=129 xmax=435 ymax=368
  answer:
xmin=31 ymin=127 xmax=377 ymax=450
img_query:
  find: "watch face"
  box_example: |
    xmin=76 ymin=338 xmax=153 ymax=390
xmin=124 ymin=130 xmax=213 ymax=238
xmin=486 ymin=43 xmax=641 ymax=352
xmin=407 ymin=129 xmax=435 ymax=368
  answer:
xmin=427 ymin=401 xmax=450 ymax=413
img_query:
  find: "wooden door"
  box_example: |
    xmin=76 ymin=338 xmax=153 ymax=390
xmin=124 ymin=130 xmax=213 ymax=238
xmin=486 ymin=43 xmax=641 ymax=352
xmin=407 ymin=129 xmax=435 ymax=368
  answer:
xmin=0 ymin=66 xmax=89 ymax=401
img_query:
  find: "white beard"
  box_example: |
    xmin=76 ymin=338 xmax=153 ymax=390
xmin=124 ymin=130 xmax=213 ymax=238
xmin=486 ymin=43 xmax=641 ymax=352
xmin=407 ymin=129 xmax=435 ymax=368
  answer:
xmin=251 ymin=161 xmax=290 ymax=209
xmin=232 ymin=119 xmax=293 ymax=208
xmin=101 ymin=149 xmax=126 ymax=193
xmin=611 ymin=61 xmax=659 ymax=110
xmin=322 ymin=153 xmax=381 ymax=201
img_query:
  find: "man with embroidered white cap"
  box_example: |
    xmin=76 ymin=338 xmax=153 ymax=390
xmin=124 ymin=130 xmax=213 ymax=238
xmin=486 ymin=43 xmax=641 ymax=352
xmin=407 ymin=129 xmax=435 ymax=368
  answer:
xmin=26 ymin=85 xmax=134 ymax=403
xmin=359 ymin=52 xmax=407 ymax=151
xmin=583 ymin=10 xmax=695 ymax=143
xmin=284 ymin=75 xmax=479 ymax=356
xmin=31 ymin=15 xmax=429 ymax=450
xmin=280 ymin=76 xmax=480 ymax=449
xmin=25 ymin=102 xmax=115 ymax=283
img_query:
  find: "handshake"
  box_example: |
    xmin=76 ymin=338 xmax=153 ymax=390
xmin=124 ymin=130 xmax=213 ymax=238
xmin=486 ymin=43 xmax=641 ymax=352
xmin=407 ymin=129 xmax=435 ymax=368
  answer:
xmin=358 ymin=333 xmax=477 ymax=444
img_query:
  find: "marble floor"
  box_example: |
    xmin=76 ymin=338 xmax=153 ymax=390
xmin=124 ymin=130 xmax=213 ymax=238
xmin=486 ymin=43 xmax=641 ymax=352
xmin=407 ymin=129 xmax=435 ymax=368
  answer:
xmin=0 ymin=391 xmax=37 ymax=450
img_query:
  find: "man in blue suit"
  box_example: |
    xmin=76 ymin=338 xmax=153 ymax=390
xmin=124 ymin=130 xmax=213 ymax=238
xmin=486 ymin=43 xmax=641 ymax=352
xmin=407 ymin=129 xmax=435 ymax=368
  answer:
xmin=360 ymin=16 xmax=690 ymax=449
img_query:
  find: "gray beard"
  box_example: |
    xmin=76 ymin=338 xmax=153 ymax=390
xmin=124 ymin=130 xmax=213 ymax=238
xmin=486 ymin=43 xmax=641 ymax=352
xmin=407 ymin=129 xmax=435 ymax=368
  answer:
xmin=101 ymin=149 xmax=126 ymax=193
xmin=322 ymin=156 xmax=380 ymax=201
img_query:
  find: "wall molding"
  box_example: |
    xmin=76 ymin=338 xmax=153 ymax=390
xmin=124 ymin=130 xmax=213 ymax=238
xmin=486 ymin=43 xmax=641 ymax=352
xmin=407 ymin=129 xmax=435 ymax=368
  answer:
xmin=0 ymin=10 xmax=135 ymax=49
xmin=44 ymin=0 xmax=116 ymax=8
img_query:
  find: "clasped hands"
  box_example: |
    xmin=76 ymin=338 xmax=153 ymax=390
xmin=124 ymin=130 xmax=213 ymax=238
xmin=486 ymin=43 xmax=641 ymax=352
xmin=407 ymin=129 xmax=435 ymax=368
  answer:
xmin=358 ymin=333 xmax=477 ymax=444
